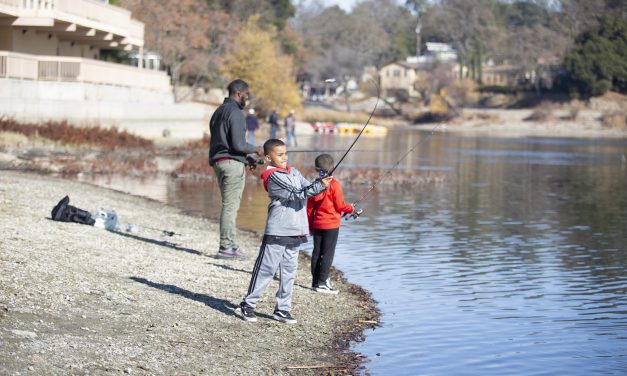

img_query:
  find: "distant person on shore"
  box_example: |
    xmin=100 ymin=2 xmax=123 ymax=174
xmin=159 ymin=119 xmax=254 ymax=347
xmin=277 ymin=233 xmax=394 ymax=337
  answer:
xmin=284 ymin=109 xmax=297 ymax=147
xmin=307 ymin=154 xmax=362 ymax=294
xmin=268 ymin=108 xmax=279 ymax=139
xmin=245 ymin=108 xmax=259 ymax=145
xmin=238 ymin=139 xmax=331 ymax=323
xmin=209 ymin=79 xmax=263 ymax=260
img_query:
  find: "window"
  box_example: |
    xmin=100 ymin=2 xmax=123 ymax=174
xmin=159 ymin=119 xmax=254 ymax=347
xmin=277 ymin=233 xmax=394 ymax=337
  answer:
xmin=394 ymin=69 xmax=400 ymax=77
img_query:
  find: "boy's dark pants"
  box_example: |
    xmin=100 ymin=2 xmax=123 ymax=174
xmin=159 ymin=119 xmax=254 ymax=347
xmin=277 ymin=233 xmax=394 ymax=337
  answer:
xmin=311 ymin=228 xmax=339 ymax=287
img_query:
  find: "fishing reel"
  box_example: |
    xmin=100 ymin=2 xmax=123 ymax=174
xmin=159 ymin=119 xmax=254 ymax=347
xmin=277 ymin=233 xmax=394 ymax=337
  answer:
xmin=343 ymin=204 xmax=364 ymax=221
xmin=246 ymin=154 xmax=265 ymax=171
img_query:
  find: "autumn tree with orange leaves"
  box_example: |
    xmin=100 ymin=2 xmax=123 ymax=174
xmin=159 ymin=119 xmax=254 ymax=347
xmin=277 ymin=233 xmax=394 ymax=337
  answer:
xmin=220 ymin=16 xmax=301 ymax=116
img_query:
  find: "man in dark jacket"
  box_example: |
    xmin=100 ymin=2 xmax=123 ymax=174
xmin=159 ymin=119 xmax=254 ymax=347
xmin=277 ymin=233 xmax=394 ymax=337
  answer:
xmin=209 ymin=79 xmax=263 ymax=259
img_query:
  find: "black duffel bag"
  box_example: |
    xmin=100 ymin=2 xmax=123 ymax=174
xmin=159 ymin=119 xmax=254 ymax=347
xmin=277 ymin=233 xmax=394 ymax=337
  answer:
xmin=51 ymin=196 xmax=95 ymax=226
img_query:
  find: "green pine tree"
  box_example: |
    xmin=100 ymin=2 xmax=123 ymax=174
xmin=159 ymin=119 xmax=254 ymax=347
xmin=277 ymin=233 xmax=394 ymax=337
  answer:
xmin=564 ymin=16 xmax=627 ymax=97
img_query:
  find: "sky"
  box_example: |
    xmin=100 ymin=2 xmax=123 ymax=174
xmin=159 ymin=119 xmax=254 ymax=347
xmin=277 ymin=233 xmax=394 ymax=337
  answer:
xmin=318 ymin=0 xmax=361 ymax=11
xmin=300 ymin=0 xmax=404 ymax=12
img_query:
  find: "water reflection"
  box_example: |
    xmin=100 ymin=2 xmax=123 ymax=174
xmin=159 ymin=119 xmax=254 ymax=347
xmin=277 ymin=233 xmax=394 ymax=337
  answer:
xmin=80 ymin=130 xmax=627 ymax=375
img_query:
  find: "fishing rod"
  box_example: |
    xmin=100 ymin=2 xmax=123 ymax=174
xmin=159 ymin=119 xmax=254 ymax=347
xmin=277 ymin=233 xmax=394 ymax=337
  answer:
xmin=326 ymin=78 xmax=380 ymax=177
xmin=141 ymin=226 xmax=180 ymax=237
xmin=119 ymin=222 xmax=180 ymax=237
xmin=288 ymin=149 xmax=393 ymax=153
xmin=344 ymin=123 xmax=443 ymax=220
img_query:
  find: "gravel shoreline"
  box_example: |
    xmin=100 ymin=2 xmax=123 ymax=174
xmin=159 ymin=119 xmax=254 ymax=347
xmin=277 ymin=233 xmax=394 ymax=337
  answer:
xmin=0 ymin=171 xmax=379 ymax=375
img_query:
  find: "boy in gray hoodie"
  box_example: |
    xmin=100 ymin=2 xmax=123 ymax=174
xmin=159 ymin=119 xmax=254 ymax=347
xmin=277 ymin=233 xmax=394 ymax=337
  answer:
xmin=239 ymin=139 xmax=331 ymax=323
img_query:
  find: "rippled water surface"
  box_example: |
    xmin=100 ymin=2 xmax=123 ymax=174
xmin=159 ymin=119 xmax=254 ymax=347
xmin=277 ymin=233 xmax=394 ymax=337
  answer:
xmin=84 ymin=129 xmax=627 ymax=375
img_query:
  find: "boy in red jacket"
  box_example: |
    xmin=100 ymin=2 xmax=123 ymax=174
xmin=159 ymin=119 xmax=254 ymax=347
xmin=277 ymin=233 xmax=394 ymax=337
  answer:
xmin=307 ymin=154 xmax=362 ymax=294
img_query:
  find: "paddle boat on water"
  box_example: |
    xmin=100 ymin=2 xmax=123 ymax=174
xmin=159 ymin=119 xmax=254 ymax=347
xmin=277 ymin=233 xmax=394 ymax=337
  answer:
xmin=310 ymin=121 xmax=388 ymax=137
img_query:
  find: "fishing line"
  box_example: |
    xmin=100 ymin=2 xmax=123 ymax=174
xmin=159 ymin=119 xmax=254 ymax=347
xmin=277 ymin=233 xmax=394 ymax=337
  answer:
xmin=288 ymin=149 xmax=393 ymax=153
xmin=344 ymin=123 xmax=443 ymax=220
xmin=326 ymin=79 xmax=380 ymax=177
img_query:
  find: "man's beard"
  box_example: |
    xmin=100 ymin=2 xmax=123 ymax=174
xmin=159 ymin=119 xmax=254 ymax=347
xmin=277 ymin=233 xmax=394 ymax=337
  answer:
xmin=239 ymin=97 xmax=247 ymax=107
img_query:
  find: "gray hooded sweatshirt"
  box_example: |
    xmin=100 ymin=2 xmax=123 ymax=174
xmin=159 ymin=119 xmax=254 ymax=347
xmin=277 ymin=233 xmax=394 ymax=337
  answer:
xmin=261 ymin=164 xmax=327 ymax=236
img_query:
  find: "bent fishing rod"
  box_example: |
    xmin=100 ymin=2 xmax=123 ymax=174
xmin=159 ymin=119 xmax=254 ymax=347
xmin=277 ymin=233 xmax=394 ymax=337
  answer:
xmin=325 ymin=78 xmax=381 ymax=177
xmin=344 ymin=122 xmax=443 ymax=220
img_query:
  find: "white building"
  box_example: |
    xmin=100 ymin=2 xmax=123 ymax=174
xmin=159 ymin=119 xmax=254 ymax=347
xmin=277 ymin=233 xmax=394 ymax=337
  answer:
xmin=0 ymin=0 xmax=207 ymax=139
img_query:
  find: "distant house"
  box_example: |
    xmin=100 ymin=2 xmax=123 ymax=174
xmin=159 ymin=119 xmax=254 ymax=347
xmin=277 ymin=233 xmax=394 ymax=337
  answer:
xmin=380 ymin=42 xmax=460 ymax=98
xmin=482 ymin=64 xmax=519 ymax=87
xmin=380 ymin=61 xmax=421 ymax=98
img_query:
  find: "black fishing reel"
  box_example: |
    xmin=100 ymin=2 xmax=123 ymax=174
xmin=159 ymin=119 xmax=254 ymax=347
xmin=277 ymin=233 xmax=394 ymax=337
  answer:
xmin=246 ymin=154 xmax=265 ymax=171
xmin=343 ymin=204 xmax=364 ymax=221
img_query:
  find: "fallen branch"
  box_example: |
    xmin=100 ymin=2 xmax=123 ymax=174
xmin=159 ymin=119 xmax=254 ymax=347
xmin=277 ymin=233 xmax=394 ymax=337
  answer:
xmin=358 ymin=320 xmax=378 ymax=324
xmin=286 ymin=365 xmax=349 ymax=370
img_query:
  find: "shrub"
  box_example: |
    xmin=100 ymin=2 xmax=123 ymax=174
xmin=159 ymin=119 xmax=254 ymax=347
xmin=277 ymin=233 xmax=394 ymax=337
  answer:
xmin=524 ymin=103 xmax=555 ymax=122
xmin=0 ymin=117 xmax=153 ymax=149
xmin=563 ymin=16 xmax=627 ymax=98
xmin=445 ymin=79 xmax=479 ymax=106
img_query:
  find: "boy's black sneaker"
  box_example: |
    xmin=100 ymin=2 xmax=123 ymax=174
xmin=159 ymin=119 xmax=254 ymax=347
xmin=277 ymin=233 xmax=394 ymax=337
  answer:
xmin=272 ymin=309 xmax=297 ymax=324
xmin=239 ymin=302 xmax=257 ymax=322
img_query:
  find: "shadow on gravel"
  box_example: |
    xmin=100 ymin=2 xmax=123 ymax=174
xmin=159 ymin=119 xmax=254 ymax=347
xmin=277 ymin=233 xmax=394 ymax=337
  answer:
xmin=130 ymin=277 xmax=238 ymax=316
xmin=206 ymin=262 xmax=251 ymax=274
xmin=112 ymin=230 xmax=203 ymax=256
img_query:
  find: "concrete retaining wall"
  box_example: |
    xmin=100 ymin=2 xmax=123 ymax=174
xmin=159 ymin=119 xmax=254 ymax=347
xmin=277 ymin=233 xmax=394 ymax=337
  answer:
xmin=0 ymin=78 xmax=213 ymax=139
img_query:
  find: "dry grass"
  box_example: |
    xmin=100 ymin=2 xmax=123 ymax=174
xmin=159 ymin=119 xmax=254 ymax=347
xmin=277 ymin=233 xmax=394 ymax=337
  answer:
xmin=56 ymin=153 xmax=158 ymax=175
xmin=524 ymin=103 xmax=555 ymax=122
xmin=172 ymin=154 xmax=448 ymax=188
xmin=0 ymin=131 xmax=29 ymax=148
xmin=0 ymin=117 xmax=153 ymax=150
xmin=601 ymin=112 xmax=627 ymax=129
xmin=448 ymin=111 xmax=501 ymax=126
xmin=446 ymin=79 xmax=480 ymax=106
xmin=171 ymin=152 xmax=213 ymax=177
xmin=560 ymin=107 xmax=580 ymax=121
xmin=0 ymin=118 xmax=158 ymax=175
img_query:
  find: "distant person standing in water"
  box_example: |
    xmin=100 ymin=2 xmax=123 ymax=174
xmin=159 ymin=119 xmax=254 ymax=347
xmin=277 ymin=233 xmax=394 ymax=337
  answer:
xmin=285 ymin=109 xmax=297 ymax=147
xmin=268 ymin=108 xmax=279 ymax=139
xmin=209 ymin=79 xmax=263 ymax=259
xmin=246 ymin=108 xmax=259 ymax=145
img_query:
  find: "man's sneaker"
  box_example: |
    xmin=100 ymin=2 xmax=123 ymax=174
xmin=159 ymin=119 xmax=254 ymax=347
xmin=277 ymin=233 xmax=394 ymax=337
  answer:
xmin=217 ymin=247 xmax=247 ymax=260
xmin=272 ymin=309 xmax=297 ymax=324
xmin=239 ymin=302 xmax=257 ymax=322
xmin=314 ymin=280 xmax=339 ymax=295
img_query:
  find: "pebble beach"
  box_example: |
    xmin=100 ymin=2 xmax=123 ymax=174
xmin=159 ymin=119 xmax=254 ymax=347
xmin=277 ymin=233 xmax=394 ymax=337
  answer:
xmin=0 ymin=171 xmax=378 ymax=375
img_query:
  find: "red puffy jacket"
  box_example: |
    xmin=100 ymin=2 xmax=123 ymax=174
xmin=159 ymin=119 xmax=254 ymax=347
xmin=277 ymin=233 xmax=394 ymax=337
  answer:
xmin=307 ymin=178 xmax=354 ymax=230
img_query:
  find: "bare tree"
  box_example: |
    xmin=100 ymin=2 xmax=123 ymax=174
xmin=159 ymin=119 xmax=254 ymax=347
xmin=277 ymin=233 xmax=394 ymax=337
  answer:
xmin=422 ymin=0 xmax=502 ymax=82
xmin=120 ymin=0 xmax=236 ymax=99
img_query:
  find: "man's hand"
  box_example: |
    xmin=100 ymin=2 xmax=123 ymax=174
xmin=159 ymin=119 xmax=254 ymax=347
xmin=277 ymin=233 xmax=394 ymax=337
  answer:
xmin=255 ymin=146 xmax=264 ymax=156
xmin=245 ymin=154 xmax=265 ymax=171
xmin=321 ymin=176 xmax=333 ymax=188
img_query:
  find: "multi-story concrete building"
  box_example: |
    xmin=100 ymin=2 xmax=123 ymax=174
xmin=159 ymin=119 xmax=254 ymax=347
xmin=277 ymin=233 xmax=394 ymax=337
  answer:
xmin=0 ymin=0 xmax=207 ymax=139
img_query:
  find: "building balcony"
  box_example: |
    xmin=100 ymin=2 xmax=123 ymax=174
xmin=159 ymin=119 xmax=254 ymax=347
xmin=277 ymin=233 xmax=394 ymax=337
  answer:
xmin=0 ymin=0 xmax=144 ymax=49
xmin=0 ymin=50 xmax=170 ymax=90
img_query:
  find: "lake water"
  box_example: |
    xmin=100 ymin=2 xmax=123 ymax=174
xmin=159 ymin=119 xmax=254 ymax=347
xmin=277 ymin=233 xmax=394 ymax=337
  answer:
xmin=82 ymin=128 xmax=627 ymax=375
